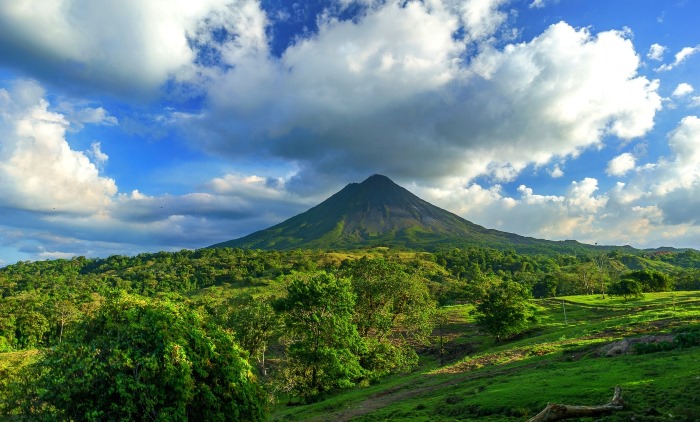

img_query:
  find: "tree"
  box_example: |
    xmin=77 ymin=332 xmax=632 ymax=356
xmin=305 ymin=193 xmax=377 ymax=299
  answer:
xmin=339 ymin=258 xmax=435 ymax=378
xmin=15 ymin=293 xmax=267 ymax=421
xmin=576 ymin=262 xmax=604 ymax=295
xmin=472 ymin=278 xmax=537 ymax=341
xmin=225 ymin=295 xmax=280 ymax=375
xmin=625 ymin=270 xmax=672 ymax=292
xmin=609 ymin=277 xmax=644 ymax=300
xmin=274 ymin=273 xmax=364 ymax=399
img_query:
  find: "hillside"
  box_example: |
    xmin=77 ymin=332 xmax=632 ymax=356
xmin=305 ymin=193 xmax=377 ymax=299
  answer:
xmin=211 ymin=175 xmax=624 ymax=254
xmin=272 ymin=292 xmax=700 ymax=421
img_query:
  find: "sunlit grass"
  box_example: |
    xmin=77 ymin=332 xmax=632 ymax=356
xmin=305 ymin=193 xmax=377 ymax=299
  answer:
xmin=270 ymin=291 xmax=700 ymax=421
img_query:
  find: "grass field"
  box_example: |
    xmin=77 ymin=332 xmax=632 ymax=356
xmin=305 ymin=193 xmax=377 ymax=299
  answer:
xmin=271 ymin=292 xmax=700 ymax=421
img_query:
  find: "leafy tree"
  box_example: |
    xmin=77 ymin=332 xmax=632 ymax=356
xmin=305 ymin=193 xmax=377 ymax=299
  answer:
xmin=624 ymin=270 xmax=672 ymax=292
xmin=673 ymin=268 xmax=700 ymax=291
xmin=339 ymin=258 xmax=435 ymax=377
xmin=274 ymin=273 xmax=364 ymax=399
xmin=532 ymin=274 xmax=558 ymax=298
xmin=225 ymin=295 xmax=280 ymax=375
xmin=575 ymin=262 xmax=604 ymax=295
xmin=609 ymin=277 xmax=644 ymax=300
xmin=472 ymin=278 xmax=537 ymax=341
xmin=15 ymin=293 xmax=267 ymax=421
xmin=9 ymin=292 xmax=50 ymax=350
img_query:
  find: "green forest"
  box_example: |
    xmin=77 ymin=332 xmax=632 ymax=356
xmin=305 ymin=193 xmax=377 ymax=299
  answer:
xmin=1 ymin=246 xmax=700 ymax=420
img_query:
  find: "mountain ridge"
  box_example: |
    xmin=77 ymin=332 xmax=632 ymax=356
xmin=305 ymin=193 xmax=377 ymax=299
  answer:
xmin=210 ymin=174 xmax=630 ymax=254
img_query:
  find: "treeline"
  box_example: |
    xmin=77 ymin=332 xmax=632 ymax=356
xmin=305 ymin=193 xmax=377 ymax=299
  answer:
xmin=2 ymin=247 xmax=700 ymax=352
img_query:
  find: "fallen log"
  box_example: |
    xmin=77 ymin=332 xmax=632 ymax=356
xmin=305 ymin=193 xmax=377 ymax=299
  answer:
xmin=527 ymin=386 xmax=624 ymax=422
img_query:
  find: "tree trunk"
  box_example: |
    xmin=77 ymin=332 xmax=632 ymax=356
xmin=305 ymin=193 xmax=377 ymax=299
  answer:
xmin=527 ymin=386 xmax=624 ymax=422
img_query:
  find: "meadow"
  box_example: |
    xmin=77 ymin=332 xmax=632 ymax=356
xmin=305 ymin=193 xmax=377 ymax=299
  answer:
xmin=272 ymin=291 xmax=700 ymax=421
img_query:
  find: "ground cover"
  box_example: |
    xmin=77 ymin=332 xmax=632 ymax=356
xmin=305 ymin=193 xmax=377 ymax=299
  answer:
xmin=270 ymin=292 xmax=700 ymax=421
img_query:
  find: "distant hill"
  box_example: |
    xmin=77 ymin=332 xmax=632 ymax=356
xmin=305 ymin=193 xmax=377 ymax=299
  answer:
xmin=210 ymin=174 xmax=632 ymax=254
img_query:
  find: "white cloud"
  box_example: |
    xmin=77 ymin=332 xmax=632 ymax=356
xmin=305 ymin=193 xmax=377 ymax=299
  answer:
xmin=672 ymin=83 xmax=694 ymax=97
xmin=0 ymin=0 xmax=262 ymax=98
xmin=0 ymin=79 xmax=117 ymax=214
xmin=0 ymin=79 xmax=308 ymax=259
xmin=548 ymin=164 xmax=564 ymax=178
xmin=565 ymin=177 xmax=606 ymax=214
xmin=659 ymin=116 xmax=700 ymax=190
xmin=606 ymin=152 xmax=636 ymax=176
xmin=675 ymin=45 xmax=700 ymax=64
xmin=3 ymin=1 xmax=698 ymax=258
xmin=647 ymin=43 xmax=667 ymax=61
xmin=452 ymin=0 xmax=510 ymax=41
xmin=75 ymin=107 xmax=117 ymax=125
xmin=656 ymin=45 xmax=700 ymax=71
xmin=89 ymin=142 xmax=109 ymax=165
xmin=188 ymin=16 xmax=661 ymax=190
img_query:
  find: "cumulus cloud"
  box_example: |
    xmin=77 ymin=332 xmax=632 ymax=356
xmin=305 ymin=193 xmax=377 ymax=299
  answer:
xmin=656 ymin=45 xmax=700 ymax=71
xmin=548 ymin=164 xmax=564 ymax=178
xmin=404 ymin=113 xmax=700 ymax=249
xmin=413 ymin=176 xmax=610 ymax=243
xmin=0 ymin=0 xmax=261 ymax=98
xmin=672 ymin=83 xmax=694 ymax=97
xmin=89 ymin=142 xmax=109 ymax=165
xmin=0 ymin=79 xmax=117 ymax=214
xmin=606 ymin=153 xmax=636 ymax=176
xmin=3 ymin=0 xmax=697 ymax=259
xmin=0 ymin=78 xmax=313 ymax=260
xmin=0 ymin=1 xmax=664 ymax=193
xmin=595 ymin=117 xmax=700 ymax=231
xmin=186 ymin=13 xmax=661 ymax=191
xmin=647 ymin=43 xmax=667 ymax=61
xmin=654 ymin=116 xmax=700 ymax=192
xmin=452 ymin=0 xmax=510 ymax=41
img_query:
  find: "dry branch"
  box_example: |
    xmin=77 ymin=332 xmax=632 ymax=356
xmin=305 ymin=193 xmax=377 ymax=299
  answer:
xmin=527 ymin=386 xmax=624 ymax=422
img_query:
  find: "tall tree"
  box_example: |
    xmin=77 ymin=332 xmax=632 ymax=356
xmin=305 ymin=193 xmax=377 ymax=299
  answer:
xmin=225 ymin=295 xmax=280 ymax=375
xmin=274 ymin=273 xmax=364 ymax=399
xmin=340 ymin=258 xmax=435 ymax=377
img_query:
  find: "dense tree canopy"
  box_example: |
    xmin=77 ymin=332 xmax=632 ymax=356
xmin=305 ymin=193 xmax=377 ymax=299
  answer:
xmin=14 ymin=293 xmax=267 ymax=421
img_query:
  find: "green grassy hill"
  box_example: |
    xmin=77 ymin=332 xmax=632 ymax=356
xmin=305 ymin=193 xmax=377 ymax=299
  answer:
xmin=272 ymin=292 xmax=700 ymax=421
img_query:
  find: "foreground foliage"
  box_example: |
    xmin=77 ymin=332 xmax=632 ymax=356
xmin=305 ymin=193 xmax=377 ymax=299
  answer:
xmin=7 ymin=294 xmax=267 ymax=421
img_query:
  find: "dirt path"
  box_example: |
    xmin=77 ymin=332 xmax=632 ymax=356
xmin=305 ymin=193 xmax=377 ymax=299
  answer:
xmin=307 ymin=363 xmax=535 ymax=422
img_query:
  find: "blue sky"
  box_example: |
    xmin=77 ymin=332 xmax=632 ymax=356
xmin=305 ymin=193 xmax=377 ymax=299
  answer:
xmin=1 ymin=0 xmax=700 ymax=264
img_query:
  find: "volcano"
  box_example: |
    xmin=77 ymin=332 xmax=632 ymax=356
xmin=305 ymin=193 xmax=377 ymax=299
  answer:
xmin=210 ymin=174 xmax=601 ymax=254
